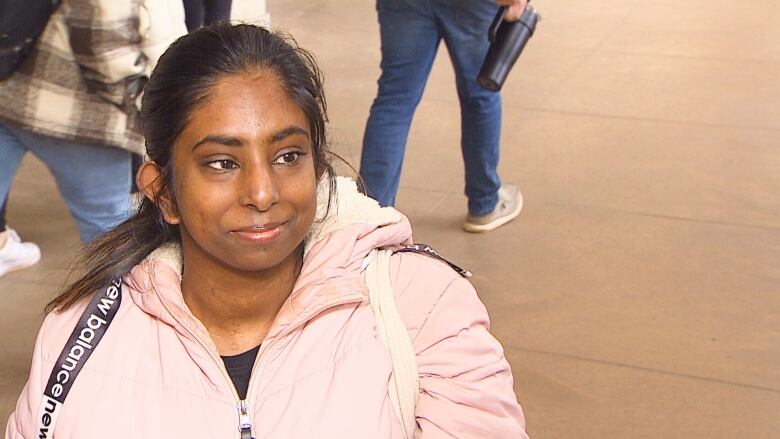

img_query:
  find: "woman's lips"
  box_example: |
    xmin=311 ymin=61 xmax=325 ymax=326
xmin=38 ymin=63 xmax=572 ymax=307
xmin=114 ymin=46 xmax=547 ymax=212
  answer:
xmin=231 ymin=223 xmax=285 ymax=243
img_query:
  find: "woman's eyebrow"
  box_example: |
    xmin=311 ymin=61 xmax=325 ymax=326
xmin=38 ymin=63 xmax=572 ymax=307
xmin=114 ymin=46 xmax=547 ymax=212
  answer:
xmin=271 ymin=126 xmax=309 ymax=143
xmin=192 ymin=135 xmax=244 ymax=151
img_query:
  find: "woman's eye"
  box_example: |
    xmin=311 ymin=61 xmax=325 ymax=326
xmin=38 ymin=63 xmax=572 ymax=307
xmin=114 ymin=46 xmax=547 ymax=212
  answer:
xmin=273 ymin=151 xmax=302 ymax=166
xmin=207 ymin=159 xmax=238 ymax=171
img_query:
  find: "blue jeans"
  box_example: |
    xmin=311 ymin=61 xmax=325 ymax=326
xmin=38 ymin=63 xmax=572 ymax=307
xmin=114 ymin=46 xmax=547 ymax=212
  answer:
xmin=183 ymin=0 xmax=233 ymax=31
xmin=0 ymin=123 xmax=133 ymax=243
xmin=360 ymin=0 xmax=502 ymax=215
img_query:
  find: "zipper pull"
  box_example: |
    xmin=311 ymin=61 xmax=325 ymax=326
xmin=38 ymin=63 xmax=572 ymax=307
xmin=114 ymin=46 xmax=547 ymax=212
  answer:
xmin=237 ymin=399 xmax=255 ymax=439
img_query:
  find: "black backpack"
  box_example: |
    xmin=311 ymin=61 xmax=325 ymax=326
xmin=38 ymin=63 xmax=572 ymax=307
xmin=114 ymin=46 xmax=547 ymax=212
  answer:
xmin=0 ymin=0 xmax=62 ymax=80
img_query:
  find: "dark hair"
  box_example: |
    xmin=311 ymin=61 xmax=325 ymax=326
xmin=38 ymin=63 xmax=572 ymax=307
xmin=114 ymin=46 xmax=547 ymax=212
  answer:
xmin=47 ymin=23 xmax=337 ymax=312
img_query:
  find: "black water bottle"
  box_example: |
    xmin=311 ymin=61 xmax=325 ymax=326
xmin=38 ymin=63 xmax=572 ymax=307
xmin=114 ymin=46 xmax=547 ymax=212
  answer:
xmin=477 ymin=5 xmax=540 ymax=91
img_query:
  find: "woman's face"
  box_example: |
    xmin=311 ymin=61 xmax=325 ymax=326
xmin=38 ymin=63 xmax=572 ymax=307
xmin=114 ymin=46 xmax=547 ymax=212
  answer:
xmin=166 ymin=70 xmax=318 ymax=273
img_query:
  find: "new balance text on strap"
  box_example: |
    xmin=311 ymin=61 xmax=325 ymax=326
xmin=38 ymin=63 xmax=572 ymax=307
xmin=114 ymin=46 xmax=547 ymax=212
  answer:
xmin=36 ymin=279 xmax=123 ymax=438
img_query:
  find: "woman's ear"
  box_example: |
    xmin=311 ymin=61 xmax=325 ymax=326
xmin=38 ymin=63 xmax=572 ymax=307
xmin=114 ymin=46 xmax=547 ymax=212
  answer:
xmin=136 ymin=162 xmax=180 ymax=225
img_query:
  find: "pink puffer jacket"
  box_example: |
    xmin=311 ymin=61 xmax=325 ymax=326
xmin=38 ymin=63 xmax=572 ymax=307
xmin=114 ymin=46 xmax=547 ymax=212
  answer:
xmin=5 ymin=178 xmax=528 ymax=438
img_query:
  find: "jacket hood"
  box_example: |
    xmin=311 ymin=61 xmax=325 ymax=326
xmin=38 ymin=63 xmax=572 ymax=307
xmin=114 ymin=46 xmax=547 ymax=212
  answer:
xmin=124 ymin=176 xmax=413 ymax=342
xmin=299 ymin=175 xmax=412 ymax=290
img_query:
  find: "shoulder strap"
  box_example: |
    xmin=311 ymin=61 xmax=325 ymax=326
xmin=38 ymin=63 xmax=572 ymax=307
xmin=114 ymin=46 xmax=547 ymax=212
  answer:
xmin=35 ymin=278 xmax=122 ymax=437
xmin=395 ymin=244 xmax=472 ymax=278
xmin=363 ymin=249 xmax=419 ymax=439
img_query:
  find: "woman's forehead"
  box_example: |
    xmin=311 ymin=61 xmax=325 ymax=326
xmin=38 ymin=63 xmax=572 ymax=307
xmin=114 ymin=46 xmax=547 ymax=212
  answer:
xmin=206 ymin=71 xmax=287 ymax=106
xmin=186 ymin=73 xmax=308 ymax=132
xmin=167 ymin=77 xmax=309 ymax=157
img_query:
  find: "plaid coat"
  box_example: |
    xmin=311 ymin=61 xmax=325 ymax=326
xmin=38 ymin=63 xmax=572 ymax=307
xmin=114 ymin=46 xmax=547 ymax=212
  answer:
xmin=0 ymin=0 xmax=154 ymax=155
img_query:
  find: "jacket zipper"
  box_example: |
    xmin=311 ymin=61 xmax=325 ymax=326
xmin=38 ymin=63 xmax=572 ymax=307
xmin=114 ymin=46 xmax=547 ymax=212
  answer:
xmin=238 ymin=399 xmax=255 ymax=439
xmin=152 ymin=281 xmax=366 ymax=438
xmin=236 ymin=342 xmax=270 ymax=439
xmin=155 ymin=289 xmax=264 ymax=439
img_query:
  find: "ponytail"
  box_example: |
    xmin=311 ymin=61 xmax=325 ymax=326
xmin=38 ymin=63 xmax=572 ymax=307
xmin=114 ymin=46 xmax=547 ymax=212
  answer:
xmin=46 ymin=198 xmax=179 ymax=313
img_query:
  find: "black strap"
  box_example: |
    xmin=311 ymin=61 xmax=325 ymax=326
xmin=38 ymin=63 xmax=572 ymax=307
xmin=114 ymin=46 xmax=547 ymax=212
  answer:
xmin=394 ymin=244 xmax=472 ymax=278
xmin=36 ymin=278 xmax=122 ymax=436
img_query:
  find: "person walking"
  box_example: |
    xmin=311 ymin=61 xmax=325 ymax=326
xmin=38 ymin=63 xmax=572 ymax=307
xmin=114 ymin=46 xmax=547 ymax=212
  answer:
xmin=0 ymin=0 xmax=187 ymax=246
xmin=360 ymin=0 xmax=528 ymax=232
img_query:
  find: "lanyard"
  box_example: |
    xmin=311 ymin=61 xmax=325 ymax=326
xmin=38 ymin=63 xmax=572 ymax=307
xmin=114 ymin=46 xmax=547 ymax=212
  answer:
xmin=35 ymin=278 xmax=122 ymax=437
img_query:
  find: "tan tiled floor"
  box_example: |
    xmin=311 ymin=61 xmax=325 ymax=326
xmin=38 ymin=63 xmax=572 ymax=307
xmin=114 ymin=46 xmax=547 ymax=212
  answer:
xmin=1 ymin=0 xmax=779 ymax=437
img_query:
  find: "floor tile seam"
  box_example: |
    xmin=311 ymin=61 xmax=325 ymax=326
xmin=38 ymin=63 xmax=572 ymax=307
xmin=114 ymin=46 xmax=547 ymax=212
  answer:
xmin=424 ymin=190 xmax=454 ymax=216
xmin=509 ymin=345 xmax=780 ymax=394
xmin=399 ymin=184 xmax=452 ymax=195
xmin=526 ymin=44 xmax=780 ymax=67
xmin=542 ymin=201 xmax=780 ymax=232
xmin=513 ymin=107 xmax=780 ymax=134
xmin=576 ymin=0 xmax=780 ymax=67
xmin=531 ymin=44 xmax=600 ymax=111
xmin=588 ymin=48 xmax=780 ymax=66
xmin=529 ymin=0 xmax=646 ymax=110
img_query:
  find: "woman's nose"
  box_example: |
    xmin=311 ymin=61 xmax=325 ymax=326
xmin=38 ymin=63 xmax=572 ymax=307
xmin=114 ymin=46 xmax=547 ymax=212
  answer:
xmin=239 ymin=163 xmax=279 ymax=211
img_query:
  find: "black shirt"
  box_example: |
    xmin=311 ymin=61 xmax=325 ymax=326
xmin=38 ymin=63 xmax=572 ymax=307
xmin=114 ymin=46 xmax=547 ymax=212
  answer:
xmin=221 ymin=344 xmax=261 ymax=400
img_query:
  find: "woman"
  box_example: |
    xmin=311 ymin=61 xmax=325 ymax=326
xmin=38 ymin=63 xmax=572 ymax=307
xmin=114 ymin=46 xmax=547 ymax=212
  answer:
xmin=5 ymin=23 xmax=528 ymax=438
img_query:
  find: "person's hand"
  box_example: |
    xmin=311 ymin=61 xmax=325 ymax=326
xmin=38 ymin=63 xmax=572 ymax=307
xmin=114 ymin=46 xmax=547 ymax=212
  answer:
xmin=496 ymin=0 xmax=529 ymax=22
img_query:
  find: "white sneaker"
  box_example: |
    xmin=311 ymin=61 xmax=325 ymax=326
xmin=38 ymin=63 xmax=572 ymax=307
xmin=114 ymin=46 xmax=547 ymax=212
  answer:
xmin=0 ymin=228 xmax=41 ymax=278
xmin=463 ymin=184 xmax=523 ymax=233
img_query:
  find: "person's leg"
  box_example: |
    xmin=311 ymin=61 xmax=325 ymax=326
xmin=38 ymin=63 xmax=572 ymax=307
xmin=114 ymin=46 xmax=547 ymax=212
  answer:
xmin=11 ymin=128 xmax=133 ymax=243
xmin=0 ymin=123 xmax=27 ymax=219
xmin=0 ymin=123 xmax=41 ymax=276
xmin=359 ymin=0 xmax=441 ymax=206
xmin=183 ymin=0 xmax=205 ymax=31
xmin=203 ymin=0 xmax=233 ymax=25
xmin=435 ymin=0 xmax=503 ymax=215
xmin=0 ymin=199 xmax=6 ymax=232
